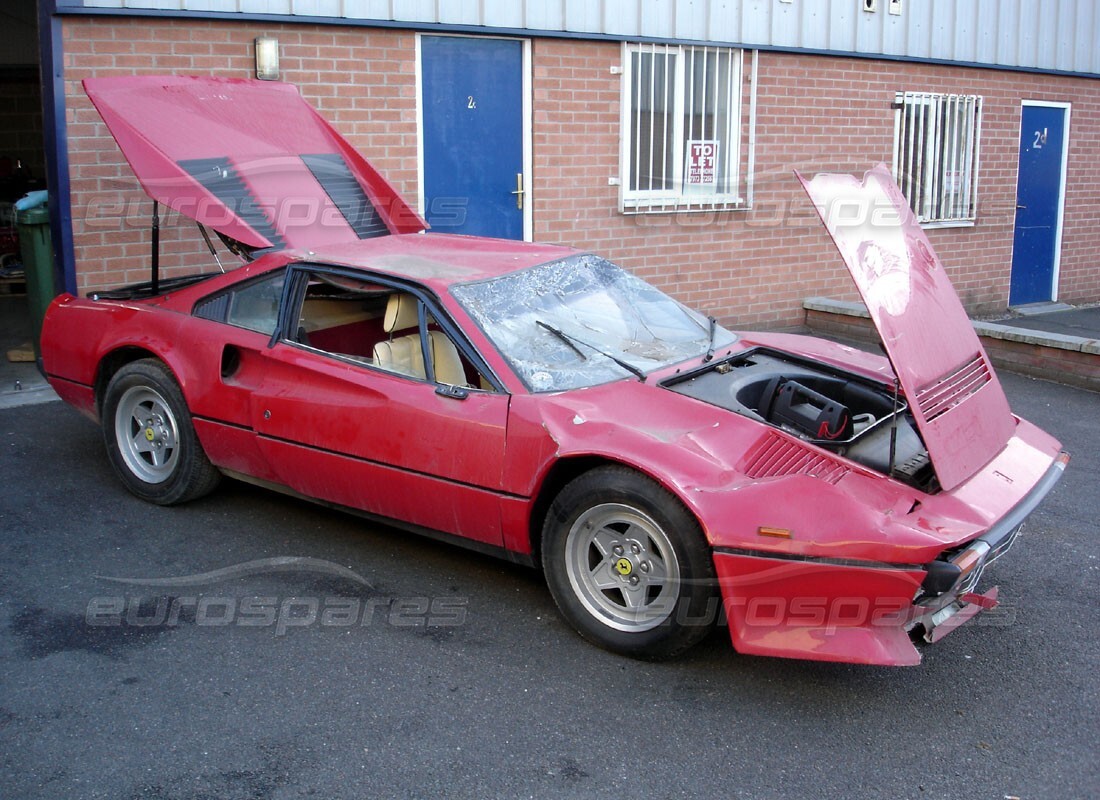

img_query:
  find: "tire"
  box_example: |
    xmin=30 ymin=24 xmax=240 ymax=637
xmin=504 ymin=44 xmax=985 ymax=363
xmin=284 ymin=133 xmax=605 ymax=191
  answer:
xmin=101 ymin=359 xmax=221 ymax=505
xmin=542 ymin=466 xmax=718 ymax=659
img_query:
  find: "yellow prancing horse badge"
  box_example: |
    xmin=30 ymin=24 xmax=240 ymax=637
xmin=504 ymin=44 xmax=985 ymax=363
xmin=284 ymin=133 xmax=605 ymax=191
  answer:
xmin=614 ymin=557 xmax=633 ymax=576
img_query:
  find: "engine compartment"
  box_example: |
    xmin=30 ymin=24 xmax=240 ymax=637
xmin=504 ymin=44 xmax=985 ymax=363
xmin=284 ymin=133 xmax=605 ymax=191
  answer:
xmin=664 ymin=348 xmax=938 ymax=492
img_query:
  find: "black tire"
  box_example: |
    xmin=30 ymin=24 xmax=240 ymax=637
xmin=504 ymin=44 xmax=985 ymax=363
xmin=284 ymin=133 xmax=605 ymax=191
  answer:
xmin=542 ymin=466 xmax=718 ymax=659
xmin=101 ymin=359 xmax=221 ymax=505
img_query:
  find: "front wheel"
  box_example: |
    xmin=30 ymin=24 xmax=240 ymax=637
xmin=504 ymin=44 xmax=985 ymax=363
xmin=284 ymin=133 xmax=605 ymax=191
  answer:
xmin=542 ymin=466 xmax=718 ymax=659
xmin=101 ymin=359 xmax=220 ymax=505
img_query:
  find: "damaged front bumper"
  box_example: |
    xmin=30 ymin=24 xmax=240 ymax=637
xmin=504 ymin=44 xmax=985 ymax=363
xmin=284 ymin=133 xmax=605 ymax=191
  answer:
xmin=714 ymin=451 xmax=1070 ymax=666
xmin=911 ymin=450 xmax=1069 ymax=644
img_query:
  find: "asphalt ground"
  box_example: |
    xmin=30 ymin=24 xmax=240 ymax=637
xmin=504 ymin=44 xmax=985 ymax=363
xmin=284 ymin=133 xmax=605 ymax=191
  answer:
xmin=1 ymin=371 xmax=1097 ymax=800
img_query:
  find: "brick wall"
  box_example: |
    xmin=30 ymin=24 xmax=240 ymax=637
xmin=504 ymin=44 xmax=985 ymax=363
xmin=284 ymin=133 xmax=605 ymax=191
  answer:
xmin=62 ymin=17 xmax=1100 ymax=327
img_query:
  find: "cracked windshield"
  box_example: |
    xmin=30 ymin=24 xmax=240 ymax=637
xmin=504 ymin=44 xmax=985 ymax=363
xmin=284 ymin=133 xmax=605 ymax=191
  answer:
xmin=452 ymin=254 xmax=737 ymax=391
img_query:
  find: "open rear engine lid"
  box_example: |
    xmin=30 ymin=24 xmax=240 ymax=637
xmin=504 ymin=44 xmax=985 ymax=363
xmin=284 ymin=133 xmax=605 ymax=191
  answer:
xmin=83 ymin=75 xmax=426 ymax=252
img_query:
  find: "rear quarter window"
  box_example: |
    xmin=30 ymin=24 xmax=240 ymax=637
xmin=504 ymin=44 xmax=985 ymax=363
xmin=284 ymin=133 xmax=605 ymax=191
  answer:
xmin=193 ymin=269 xmax=286 ymax=335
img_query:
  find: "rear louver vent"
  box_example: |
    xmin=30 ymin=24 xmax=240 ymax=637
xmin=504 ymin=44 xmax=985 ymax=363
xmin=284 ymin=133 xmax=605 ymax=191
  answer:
xmin=915 ymin=354 xmax=992 ymax=421
xmin=301 ymin=154 xmax=389 ymax=240
xmin=194 ymin=293 xmax=230 ymax=323
xmin=179 ymin=157 xmax=286 ymax=249
xmin=743 ymin=433 xmax=849 ymax=484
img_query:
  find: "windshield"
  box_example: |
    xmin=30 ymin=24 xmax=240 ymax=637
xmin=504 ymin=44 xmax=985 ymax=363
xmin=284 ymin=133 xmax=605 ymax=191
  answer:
xmin=451 ymin=254 xmax=737 ymax=392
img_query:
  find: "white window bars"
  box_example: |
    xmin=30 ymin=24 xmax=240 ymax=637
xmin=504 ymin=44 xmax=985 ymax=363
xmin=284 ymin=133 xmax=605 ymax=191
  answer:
xmin=892 ymin=92 xmax=983 ymax=225
xmin=620 ymin=43 xmax=747 ymax=213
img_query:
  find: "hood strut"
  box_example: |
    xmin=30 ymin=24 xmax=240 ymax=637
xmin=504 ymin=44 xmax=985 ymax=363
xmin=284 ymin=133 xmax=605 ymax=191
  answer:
xmin=197 ymin=223 xmax=226 ymax=273
xmin=150 ymin=200 xmax=160 ymax=296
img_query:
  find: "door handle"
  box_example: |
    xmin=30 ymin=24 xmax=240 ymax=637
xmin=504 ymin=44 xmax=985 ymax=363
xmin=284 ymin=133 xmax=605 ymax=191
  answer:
xmin=511 ymin=172 xmax=524 ymax=210
xmin=1016 ymin=204 xmax=1027 ymax=210
xmin=435 ymin=383 xmax=469 ymax=400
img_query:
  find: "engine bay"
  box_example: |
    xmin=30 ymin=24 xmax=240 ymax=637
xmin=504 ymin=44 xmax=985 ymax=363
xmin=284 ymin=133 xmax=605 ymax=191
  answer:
xmin=664 ymin=348 xmax=938 ymax=492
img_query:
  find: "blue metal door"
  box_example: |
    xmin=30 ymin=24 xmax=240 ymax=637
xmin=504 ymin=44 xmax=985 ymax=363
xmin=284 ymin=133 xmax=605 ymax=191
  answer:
xmin=1009 ymin=104 xmax=1068 ymax=306
xmin=421 ymin=36 xmax=524 ymax=240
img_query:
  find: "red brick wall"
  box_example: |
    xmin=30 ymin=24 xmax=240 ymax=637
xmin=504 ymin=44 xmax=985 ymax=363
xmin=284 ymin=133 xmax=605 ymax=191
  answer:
xmin=62 ymin=17 xmax=1100 ymax=327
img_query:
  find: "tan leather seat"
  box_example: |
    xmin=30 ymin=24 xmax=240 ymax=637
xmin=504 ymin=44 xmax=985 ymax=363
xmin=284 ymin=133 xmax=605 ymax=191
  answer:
xmin=372 ymin=294 xmax=467 ymax=385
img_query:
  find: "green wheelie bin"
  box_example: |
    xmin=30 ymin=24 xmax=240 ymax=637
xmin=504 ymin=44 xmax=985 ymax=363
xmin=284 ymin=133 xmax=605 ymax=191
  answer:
xmin=15 ymin=204 xmax=56 ymax=359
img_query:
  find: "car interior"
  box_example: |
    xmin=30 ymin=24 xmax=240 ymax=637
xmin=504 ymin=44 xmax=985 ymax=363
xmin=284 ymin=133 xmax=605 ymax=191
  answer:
xmin=294 ymin=275 xmax=487 ymax=388
xmin=197 ymin=268 xmax=494 ymax=389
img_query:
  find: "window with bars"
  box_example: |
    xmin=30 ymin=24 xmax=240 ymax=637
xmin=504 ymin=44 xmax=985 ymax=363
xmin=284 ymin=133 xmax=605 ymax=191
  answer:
xmin=620 ymin=43 xmax=745 ymax=212
xmin=892 ymin=92 xmax=983 ymax=225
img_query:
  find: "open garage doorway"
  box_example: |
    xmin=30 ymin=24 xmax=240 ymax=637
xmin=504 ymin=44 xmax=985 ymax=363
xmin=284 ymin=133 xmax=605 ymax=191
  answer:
xmin=0 ymin=0 xmax=49 ymax=399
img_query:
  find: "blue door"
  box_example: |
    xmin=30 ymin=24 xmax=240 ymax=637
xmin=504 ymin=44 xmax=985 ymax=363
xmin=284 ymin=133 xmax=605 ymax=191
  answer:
xmin=421 ymin=36 xmax=525 ymax=240
xmin=1009 ymin=104 xmax=1068 ymax=306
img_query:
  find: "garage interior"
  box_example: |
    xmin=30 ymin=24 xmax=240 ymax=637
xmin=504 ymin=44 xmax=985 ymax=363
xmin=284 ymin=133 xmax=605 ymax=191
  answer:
xmin=0 ymin=0 xmax=47 ymax=398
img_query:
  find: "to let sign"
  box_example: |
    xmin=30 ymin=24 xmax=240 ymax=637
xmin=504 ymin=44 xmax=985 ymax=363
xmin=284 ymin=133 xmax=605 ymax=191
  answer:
xmin=685 ymin=140 xmax=719 ymax=187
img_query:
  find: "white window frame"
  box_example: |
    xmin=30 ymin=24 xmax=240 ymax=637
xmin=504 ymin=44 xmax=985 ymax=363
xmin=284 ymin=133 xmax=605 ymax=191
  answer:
xmin=891 ymin=91 xmax=983 ymax=227
xmin=619 ymin=43 xmax=749 ymax=214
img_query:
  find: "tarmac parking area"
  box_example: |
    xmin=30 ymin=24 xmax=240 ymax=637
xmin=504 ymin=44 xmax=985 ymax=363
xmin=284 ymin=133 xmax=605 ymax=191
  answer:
xmin=1 ymin=371 xmax=1097 ymax=800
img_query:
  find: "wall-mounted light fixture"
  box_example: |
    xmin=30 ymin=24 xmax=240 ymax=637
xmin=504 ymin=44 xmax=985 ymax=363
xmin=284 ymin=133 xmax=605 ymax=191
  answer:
xmin=254 ymin=36 xmax=280 ymax=81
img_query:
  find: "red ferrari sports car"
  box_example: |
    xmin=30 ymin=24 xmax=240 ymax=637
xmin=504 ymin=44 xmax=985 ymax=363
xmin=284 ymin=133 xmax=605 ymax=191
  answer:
xmin=41 ymin=76 xmax=1067 ymax=665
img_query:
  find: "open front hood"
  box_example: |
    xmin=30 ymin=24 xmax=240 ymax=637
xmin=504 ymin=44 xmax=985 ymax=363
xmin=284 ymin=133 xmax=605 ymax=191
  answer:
xmin=798 ymin=165 xmax=1014 ymax=491
xmin=83 ymin=76 xmax=426 ymax=251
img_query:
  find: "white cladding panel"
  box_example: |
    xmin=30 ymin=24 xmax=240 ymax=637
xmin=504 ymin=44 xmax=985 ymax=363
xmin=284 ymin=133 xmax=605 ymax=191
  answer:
xmin=74 ymin=0 xmax=1100 ymax=75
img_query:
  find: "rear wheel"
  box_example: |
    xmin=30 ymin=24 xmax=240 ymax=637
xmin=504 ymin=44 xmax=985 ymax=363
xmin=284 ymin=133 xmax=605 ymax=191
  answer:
xmin=542 ymin=466 xmax=717 ymax=659
xmin=101 ymin=359 xmax=220 ymax=505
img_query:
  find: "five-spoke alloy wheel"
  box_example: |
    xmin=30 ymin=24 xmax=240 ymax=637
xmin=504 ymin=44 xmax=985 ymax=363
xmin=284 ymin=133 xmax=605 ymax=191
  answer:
xmin=543 ymin=466 xmax=717 ymax=659
xmin=113 ymin=384 xmax=181 ymax=485
xmin=102 ymin=359 xmax=220 ymax=505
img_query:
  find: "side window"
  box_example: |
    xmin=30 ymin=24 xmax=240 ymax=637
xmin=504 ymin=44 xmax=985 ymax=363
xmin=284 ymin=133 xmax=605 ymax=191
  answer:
xmin=291 ymin=271 xmax=390 ymax=365
xmin=193 ymin=269 xmax=286 ymax=335
xmin=288 ymin=270 xmax=494 ymax=389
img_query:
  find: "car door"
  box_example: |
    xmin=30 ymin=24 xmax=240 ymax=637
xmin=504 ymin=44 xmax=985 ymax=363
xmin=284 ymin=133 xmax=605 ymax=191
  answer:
xmin=247 ymin=265 xmax=510 ymax=547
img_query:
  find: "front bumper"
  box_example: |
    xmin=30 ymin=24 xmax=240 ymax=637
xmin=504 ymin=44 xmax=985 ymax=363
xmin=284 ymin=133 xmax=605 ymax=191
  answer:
xmin=714 ymin=452 xmax=1069 ymax=666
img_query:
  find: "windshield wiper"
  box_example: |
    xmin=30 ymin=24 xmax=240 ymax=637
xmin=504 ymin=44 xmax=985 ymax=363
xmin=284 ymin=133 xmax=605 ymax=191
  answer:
xmin=703 ymin=315 xmax=717 ymax=362
xmin=536 ymin=320 xmax=646 ymax=382
xmin=536 ymin=320 xmax=587 ymax=360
